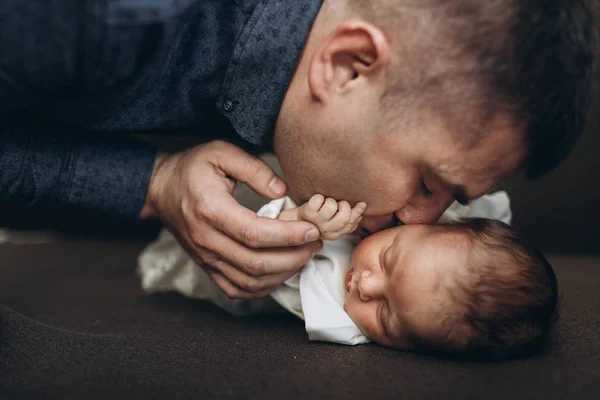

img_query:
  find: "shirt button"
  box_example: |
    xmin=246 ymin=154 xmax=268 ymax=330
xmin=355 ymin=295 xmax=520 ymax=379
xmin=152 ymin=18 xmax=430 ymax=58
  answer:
xmin=223 ymin=99 xmax=234 ymax=112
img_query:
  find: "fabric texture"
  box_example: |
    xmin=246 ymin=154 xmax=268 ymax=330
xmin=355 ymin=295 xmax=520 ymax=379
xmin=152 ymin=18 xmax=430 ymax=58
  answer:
xmin=0 ymin=0 xmax=323 ymax=216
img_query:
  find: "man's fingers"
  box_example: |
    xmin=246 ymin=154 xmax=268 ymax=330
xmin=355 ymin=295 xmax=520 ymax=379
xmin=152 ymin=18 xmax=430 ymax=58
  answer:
xmin=206 ymin=259 xmax=295 ymax=297
xmin=192 ymin=223 xmax=319 ymax=276
xmin=206 ymin=195 xmax=320 ymax=248
xmin=212 ymin=141 xmax=287 ymax=199
xmin=206 ymin=268 xmax=275 ymax=299
xmin=178 ymin=229 xmax=301 ymax=299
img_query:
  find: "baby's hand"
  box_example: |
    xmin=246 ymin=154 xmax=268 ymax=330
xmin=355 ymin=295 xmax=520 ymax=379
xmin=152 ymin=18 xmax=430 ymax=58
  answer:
xmin=297 ymin=195 xmax=367 ymax=240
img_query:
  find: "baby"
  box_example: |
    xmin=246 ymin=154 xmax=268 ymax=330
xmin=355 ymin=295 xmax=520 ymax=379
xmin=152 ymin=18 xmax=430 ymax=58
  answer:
xmin=139 ymin=193 xmax=558 ymax=360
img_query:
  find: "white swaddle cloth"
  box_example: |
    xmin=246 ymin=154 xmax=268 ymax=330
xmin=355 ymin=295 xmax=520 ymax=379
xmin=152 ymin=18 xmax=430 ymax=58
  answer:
xmin=138 ymin=191 xmax=512 ymax=346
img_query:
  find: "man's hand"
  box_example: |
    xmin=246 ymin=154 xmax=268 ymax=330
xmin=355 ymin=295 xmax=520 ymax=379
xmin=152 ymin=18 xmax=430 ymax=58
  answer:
xmin=140 ymin=141 xmax=322 ymax=299
xmin=297 ymin=194 xmax=366 ymax=241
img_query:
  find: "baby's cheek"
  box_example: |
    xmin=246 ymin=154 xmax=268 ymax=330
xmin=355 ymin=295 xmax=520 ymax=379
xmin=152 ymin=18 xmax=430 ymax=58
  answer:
xmin=344 ymin=298 xmax=374 ymax=337
xmin=343 ymin=298 xmax=360 ymax=325
xmin=344 ymin=298 xmax=400 ymax=348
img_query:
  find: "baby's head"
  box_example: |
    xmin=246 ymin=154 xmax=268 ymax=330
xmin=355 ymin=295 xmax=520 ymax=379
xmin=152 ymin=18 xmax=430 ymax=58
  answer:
xmin=344 ymin=218 xmax=558 ymax=360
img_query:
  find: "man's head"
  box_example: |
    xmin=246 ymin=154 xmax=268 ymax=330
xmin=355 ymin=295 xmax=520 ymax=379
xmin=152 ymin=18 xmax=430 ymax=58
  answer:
xmin=274 ymin=0 xmax=597 ymax=227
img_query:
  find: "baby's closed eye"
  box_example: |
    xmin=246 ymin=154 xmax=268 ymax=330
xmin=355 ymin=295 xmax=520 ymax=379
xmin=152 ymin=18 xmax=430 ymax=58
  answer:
xmin=379 ymin=302 xmax=390 ymax=337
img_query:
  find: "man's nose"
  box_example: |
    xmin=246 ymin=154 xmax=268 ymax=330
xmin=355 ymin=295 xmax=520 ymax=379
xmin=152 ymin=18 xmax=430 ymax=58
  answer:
xmin=357 ymin=271 xmax=385 ymax=301
xmin=395 ymin=196 xmax=455 ymax=225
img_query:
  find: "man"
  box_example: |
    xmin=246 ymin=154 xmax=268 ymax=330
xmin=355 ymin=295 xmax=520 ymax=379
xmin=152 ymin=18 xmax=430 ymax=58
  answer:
xmin=0 ymin=0 xmax=596 ymax=299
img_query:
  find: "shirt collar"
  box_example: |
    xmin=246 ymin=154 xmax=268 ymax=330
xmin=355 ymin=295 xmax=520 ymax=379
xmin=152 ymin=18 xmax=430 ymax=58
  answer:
xmin=217 ymin=0 xmax=323 ymax=146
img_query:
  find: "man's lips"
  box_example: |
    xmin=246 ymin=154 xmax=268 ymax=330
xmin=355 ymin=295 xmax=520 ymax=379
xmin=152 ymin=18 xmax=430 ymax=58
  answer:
xmin=345 ymin=268 xmax=353 ymax=293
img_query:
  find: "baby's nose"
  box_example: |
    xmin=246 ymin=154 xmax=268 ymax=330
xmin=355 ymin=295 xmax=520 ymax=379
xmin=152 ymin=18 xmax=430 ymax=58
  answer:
xmin=357 ymin=271 xmax=384 ymax=301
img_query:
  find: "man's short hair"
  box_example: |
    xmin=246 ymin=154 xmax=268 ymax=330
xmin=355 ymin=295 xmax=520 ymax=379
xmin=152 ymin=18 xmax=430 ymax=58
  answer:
xmin=347 ymin=0 xmax=598 ymax=178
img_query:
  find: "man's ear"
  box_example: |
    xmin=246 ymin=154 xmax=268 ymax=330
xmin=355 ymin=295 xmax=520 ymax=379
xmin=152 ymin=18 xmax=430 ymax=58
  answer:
xmin=308 ymin=20 xmax=390 ymax=103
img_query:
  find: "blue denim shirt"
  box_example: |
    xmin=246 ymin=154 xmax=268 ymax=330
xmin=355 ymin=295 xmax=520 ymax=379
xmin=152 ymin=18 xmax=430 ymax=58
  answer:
xmin=0 ymin=0 xmax=322 ymax=217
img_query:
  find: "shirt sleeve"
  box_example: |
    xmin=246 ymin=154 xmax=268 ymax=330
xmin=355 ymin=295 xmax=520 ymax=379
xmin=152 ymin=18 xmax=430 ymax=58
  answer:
xmin=0 ymin=0 xmax=162 ymax=217
xmin=0 ymin=119 xmax=156 ymax=217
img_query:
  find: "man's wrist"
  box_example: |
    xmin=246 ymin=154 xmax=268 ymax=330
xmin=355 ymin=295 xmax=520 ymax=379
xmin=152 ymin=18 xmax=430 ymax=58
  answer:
xmin=140 ymin=152 xmax=169 ymax=220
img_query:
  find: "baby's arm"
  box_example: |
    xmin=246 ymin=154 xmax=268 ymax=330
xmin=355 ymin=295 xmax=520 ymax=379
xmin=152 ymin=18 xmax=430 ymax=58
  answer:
xmin=278 ymin=195 xmax=367 ymax=240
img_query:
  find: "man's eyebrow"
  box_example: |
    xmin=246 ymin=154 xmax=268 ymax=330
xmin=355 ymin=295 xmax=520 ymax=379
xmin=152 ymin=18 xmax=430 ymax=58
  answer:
xmin=432 ymin=171 xmax=471 ymax=206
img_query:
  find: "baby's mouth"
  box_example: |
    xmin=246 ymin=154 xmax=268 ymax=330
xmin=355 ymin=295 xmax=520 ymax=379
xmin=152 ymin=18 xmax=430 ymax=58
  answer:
xmin=345 ymin=268 xmax=354 ymax=293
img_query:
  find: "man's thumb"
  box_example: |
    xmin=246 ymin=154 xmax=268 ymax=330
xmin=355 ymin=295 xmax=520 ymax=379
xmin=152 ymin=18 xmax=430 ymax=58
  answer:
xmin=215 ymin=142 xmax=287 ymax=199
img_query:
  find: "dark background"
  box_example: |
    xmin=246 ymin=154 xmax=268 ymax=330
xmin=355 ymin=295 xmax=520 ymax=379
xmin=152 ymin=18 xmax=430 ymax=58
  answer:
xmin=501 ymin=54 xmax=600 ymax=253
xmin=0 ymin=53 xmax=598 ymax=254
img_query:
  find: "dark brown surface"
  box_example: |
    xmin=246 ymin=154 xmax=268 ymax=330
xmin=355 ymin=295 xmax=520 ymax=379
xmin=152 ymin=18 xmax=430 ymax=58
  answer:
xmin=0 ymin=237 xmax=599 ymax=399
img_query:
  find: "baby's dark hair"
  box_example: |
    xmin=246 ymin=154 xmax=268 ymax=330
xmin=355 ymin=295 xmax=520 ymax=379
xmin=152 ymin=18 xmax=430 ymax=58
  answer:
xmin=413 ymin=218 xmax=559 ymax=361
xmin=345 ymin=0 xmax=597 ymax=179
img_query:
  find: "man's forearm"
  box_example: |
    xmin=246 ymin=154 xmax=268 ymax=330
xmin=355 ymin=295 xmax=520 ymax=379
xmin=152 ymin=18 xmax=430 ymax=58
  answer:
xmin=0 ymin=119 xmax=157 ymax=217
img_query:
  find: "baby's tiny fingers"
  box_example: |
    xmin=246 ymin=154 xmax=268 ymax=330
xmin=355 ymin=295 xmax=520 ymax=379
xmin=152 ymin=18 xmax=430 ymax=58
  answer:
xmin=299 ymin=194 xmax=325 ymax=221
xmin=315 ymin=197 xmax=338 ymax=223
xmin=351 ymin=216 xmax=363 ymax=232
xmin=307 ymin=194 xmax=325 ymax=212
xmin=320 ymin=201 xmax=352 ymax=234
xmin=349 ymin=202 xmax=367 ymax=226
